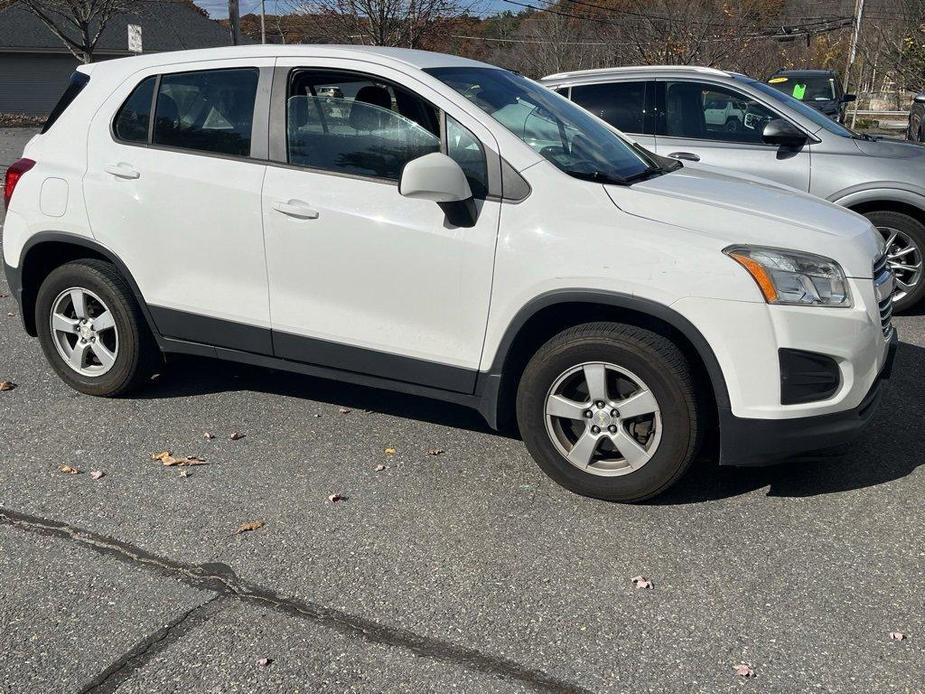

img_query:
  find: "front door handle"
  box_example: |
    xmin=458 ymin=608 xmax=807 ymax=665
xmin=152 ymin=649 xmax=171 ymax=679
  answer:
xmin=273 ymin=200 xmax=319 ymax=220
xmin=667 ymin=151 xmax=701 ymax=162
xmin=104 ymin=163 xmax=140 ymax=179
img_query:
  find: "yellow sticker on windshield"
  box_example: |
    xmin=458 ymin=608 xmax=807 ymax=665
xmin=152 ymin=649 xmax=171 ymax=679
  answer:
xmin=792 ymin=83 xmax=806 ymax=100
xmin=768 ymin=77 xmax=789 ymax=84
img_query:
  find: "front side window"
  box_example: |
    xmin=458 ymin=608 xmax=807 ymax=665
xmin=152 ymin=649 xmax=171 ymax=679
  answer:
xmin=570 ymin=81 xmax=649 ymax=134
xmin=662 ymin=81 xmax=779 ymax=144
xmin=427 ymin=67 xmax=652 ymax=184
xmin=113 ymin=76 xmax=156 ymax=143
xmin=153 ymin=68 xmax=259 ymax=157
xmin=286 ymin=70 xmax=441 ymax=181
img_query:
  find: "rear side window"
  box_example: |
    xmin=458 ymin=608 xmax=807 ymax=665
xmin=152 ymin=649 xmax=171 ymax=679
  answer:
xmin=153 ymin=68 xmax=259 ymax=157
xmin=42 ymin=71 xmax=90 ymax=134
xmin=113 ymin=76 xmax=156 ymax=143
xmin=570 ymin=81 xmax=648 ymax=134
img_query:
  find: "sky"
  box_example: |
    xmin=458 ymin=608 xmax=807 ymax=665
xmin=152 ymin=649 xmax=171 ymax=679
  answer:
xmin=193 ymin=0 xmax=507 ymax=19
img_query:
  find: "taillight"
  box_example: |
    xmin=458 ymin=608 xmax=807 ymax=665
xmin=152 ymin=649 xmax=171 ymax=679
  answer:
xmin=4 ymin=158 xmax=36 ymax=209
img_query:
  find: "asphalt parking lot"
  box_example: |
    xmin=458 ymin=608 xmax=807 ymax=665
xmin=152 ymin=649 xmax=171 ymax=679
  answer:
xmin=1 ymin=126 xmax=923 ymax=693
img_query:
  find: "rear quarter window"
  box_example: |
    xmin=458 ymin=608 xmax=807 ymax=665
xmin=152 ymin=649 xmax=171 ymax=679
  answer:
xmin=42 ymin=71 xmax=90 ymax=134
xmin=113 ymin=76 xmax=156 ymax=143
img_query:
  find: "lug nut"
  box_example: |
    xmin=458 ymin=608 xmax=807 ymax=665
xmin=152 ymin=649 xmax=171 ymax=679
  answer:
xmin=591 ymin=425 xmax=600 ymax=434
xmin=596 ymin=401 xmax=605 ymax=408
xmin=611 ymin=409 xmax=619 ymax=417
xmin=584 ymin=410 xmax=593 ymax=418
xmin=608 ymin=425 xmax=617 ymax=434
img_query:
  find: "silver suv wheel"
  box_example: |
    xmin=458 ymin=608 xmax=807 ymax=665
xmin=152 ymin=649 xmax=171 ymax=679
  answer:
xmin=879 ymin=225 xmax=923 ymax=303
xmin=544 ymin=361 xmax=662 ymax=477
xmin=50 ymin=287 xmax=119 ymax=377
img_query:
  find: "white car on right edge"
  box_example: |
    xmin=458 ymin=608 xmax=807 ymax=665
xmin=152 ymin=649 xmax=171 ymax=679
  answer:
xmin=3 ymin=47 xmax=897 ymax=502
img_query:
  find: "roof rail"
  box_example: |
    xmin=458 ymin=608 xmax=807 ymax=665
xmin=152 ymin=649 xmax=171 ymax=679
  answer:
xmin=541 ymin=65 xmax=732 ymax=81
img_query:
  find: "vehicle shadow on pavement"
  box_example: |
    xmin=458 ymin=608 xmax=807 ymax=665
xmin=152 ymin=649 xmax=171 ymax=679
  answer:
xmin=139 ymin=342 xmax=922 ymax=504
xmin=653 ymin=341 xmax=924 ymax=504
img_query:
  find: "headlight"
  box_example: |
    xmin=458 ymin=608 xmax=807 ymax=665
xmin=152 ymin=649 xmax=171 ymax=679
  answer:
xmin=724 ymin=245 xmax=851 ymax=307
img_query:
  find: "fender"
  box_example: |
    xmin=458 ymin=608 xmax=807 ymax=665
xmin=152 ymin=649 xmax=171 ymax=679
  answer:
xmin=828 ymin=183 xmax=925 ymax=212
xmin=474 ymin=289 xmax=732 ymax=429
xmin=14 ymin=231 xmax=164 ymax=342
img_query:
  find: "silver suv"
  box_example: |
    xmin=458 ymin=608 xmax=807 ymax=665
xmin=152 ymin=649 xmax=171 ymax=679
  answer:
xmin=541 ymin=66 xmax=925 ymax=311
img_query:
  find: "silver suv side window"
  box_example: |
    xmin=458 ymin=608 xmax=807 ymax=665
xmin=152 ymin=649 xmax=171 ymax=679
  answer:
xmin=570 ymin=81 xmax=649 ymax=134
xmin=663 ymin=82 xmax=780 ymax=144
xmin=286 ymin=69 xmax=440 ymax=181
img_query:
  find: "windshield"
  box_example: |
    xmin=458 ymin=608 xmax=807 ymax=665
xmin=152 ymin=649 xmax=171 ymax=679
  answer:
xmin=744 ymin=78 xmax=855 ymax=138
xmin=425 ymin=66 xmax=654 ymax=184
xmin=768 ymin=75 xmax=836 ymax=102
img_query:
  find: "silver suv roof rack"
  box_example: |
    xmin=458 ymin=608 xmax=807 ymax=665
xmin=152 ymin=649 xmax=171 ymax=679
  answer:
xmin=541 ymin=65 xmax=732 ymax=82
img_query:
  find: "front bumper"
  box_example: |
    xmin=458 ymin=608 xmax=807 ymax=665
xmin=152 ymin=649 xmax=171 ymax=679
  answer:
xmin=718 ymin=328 xmax=897 ymax=466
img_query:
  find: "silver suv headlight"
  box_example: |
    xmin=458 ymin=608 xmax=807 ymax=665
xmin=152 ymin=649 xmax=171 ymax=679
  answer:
xmin=724 ymin=245 xmax=851 ymax=307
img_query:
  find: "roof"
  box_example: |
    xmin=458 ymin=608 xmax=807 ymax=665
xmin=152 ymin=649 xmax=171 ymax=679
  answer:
xmin=77 ymin=44 xmax=492 ymax=77
xmin=540 ymin=65 xmax=734 ymax=83
xmin=0 ymin=1 xmax=237 ymax=55
xmin=770 ymin=69 xmax=837 ymax=77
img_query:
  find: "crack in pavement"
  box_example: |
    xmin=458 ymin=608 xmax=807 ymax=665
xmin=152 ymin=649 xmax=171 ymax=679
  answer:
xmin=1 ymin=507 xmax=590 ymax=694
xmin=80 ymin=595 xmax=228 ymax=694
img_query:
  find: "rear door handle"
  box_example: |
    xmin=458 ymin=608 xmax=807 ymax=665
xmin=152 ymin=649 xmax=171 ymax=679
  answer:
xmin=667 ymin=151 xmax=701 ymax=162
xmin=273 ymin=200 xmax=319 ymax=220
xmin=104 ymin=163 xmax=140 ymax=179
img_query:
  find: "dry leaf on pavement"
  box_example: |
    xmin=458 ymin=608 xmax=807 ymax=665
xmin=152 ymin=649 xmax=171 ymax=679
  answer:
xmin=631 ymin=575 xmax=653 ymax=589
xmin=0 ymin=380 xmax=16 ymax=392
xmin=229 ymin=432 xmax=246 ymax=441
xmin=890 ymin=631 xmax=907 ymax=641
xmin=256 ymin=657 xmax=273 ymax=668
xmin=375 ymin=464 xmax=387 ymax=472
xmin=425 ymin=448 xmax=445 ymax=456
xmin=203 ymin=432 xmax=215 ymax=440
xmin=384 ymin=447 xmax=396 ymax=456
xmin=59 ymin=465 xmax=80 ymax=474
xmin=179 ymin=469 xmax=190 ymax=478
xmin=338 ymin=407 xmax=351 ymax=414
xmin=328 ymin=493 xmax=346 ymax=503
xmin=236 ymin=519 xmax=265 ymax=534
xmin=151 ymin=451 xmax=208 ymax=467
xmin=89 ymin=470 xmax=105 ymax=480
xmin=734 ymin=663 xmax=755 ymax=678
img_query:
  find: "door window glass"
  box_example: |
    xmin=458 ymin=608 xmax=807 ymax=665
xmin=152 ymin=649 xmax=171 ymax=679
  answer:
xmin=446 ymin=116 xmax=487 ymax=199
xmin=663 ymin=82 xmax=780 ymax=144
xmin=153 ymin=68 xmax=259 ymax=157
xmin=113 ymin=76 xmax=156 ymax=143
xmin=286 ymin=70 xmax=440 ymax=181
xmin=570 ymin=81 xmax=648 ymax=134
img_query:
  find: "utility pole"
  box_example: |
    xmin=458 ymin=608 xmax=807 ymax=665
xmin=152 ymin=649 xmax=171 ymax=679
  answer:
xmin=260 ymin=0 xmax=267 ymax=44
xmin=843 ymin=0 xmax=865 ymax=128
xmin=228 ymin=0 xmax=241 ymax=46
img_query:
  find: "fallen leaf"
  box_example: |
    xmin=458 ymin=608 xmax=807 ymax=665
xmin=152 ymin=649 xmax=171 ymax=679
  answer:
xmin=151 ymin=450 xmax=172 ymax=461
xmin=0 ymin=380 xmax=16 ymax=392
xmin=425 ymin=447 xmax=445 ymax=456
xmin=151 ymin=451 xmax=208 ymax=467
xmin=890 ymin=631 xmax=907 ymax=641
xmin=256 ymin=657 xmax=273 ymax=668
xmin=733 ymin=663 xmax=754 ymax=678
xmin=203 ymin=432 xmax=215 ymax=440
xmin=631 ymin=575 xmax=653 ymax=590
xmin=384 ymin=447 xmax=396 ymax=456
xmin=229 ymin=432 xmax=245 ymax=441
xmin=236 ymin=519 xmax=265 ymax=534
xmin=375 ymin=464 xmax=387 ymax=472
xmin=59 ymin=465 xmax=80 ymax=474
xmin=338 ymin=407 xmax=351 ymax=414
xmin=89 ymin=470 xmax=105 ymax=480
xmin=179 ymin=469 xmax=190 ymax=478
xmin=328 ymin=493 xmax=346 ymax=503
xmin=6 ymin=312 xmax=13 ymax=317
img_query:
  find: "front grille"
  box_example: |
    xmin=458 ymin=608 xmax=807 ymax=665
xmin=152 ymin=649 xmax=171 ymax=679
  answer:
xmin=873 ymin=252 xmax=894 ymax=337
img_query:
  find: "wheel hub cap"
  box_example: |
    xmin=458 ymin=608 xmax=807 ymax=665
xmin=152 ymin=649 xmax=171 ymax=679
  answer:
xmin=50 ymin=287 xmax=119 ymax=377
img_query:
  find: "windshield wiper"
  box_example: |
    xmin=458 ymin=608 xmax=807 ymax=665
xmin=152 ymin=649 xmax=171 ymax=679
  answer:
xmin=622 ymin=165 xmax=666 ymax=184
xmin=565 ymin=170 xmax=627 ymax=185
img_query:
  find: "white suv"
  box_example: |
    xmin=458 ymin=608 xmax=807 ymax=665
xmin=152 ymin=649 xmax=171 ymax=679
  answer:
xmin=2 ymin=46 xmax=897 ymax=502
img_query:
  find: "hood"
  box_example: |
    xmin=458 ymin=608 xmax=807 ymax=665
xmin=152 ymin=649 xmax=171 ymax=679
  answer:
xmin=605 ymin=165 xmax=882 ymax=278
xmin=852 ymin=136 xmax=925 ymax=159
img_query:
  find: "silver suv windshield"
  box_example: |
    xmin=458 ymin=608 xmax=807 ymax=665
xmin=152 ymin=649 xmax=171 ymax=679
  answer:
xmin=425 ymin=66 xmax=656 ymax=184
xmin=743 ymin=78 xmax=855 ymax=138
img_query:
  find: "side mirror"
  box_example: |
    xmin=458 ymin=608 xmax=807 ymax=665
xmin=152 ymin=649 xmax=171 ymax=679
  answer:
xmin=762 ymin=118 xmax=807 ymax=147
xmin=400 ymin=152 xmax=476 ymax=227
xmin=915 ymin=93 xmax=925 ymax=104
xmin=842 ymin=93 xmax=857 ymax=103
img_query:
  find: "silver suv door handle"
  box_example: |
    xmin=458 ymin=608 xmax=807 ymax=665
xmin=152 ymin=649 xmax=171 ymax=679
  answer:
xmin=273 ymin=200 xmax=319 ymax=220
xmin=667 ymin=151 xmax=701 ymax=162
xmin=104 ymin=163 xmax=140 ymax=179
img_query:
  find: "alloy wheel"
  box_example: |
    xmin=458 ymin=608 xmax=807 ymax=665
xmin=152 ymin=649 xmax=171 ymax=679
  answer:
xmin=544 ymin=362 xmax=662 ymax=477
xmin=879 ymin=225 xmax=923 ymax=303
xmin=49 ymin=287 xmax=119 ymax=377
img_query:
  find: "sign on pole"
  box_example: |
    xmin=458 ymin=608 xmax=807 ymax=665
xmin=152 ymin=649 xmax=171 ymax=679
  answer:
xmin=128 ymin=24 xmax=143 ymax=54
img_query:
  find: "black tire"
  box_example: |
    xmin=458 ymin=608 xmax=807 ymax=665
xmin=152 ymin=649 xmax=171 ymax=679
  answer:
xmin=863 ymin=209 xmax=925 ymax=313
xmin=724 ymin=117 xmax=740 ymax=132
xmin=35 ymin=259 xmax=160 ymax=396
xmin=516 ymin=322 xmax=702 ymax=503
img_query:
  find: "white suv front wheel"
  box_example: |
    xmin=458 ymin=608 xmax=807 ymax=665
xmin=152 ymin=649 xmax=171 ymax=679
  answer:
xmin=516 ymin=322 xmax=702 ymax=502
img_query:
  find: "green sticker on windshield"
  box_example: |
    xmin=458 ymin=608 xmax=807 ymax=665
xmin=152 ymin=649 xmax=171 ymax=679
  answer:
xmin=792 ymin=83 xmax=806 ymax=100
